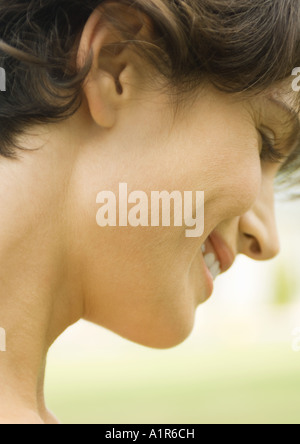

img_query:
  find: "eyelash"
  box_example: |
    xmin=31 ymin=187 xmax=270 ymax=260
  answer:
xmin=259 ymin=131 xmax=287 ymax=164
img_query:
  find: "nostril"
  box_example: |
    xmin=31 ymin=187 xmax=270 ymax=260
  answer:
xmin=244 ymin=233 xmax=262 ymax=254
xmin=250 ymin=241 xmax=261 ymax=255
xmin=115 ymin=79 xmax=123 ymax=95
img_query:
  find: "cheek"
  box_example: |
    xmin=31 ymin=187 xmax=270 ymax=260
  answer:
xmin=178 ymin=101 xmax=263 ymax=219
xmin=194 ymin=137 xmax=262 ymax=220
xmin=220 ymin=157 xmax=262 ymax=217
xmin=69 ymin=148 xmax=201 ymax=348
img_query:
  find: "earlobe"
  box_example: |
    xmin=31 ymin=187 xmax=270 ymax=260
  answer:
xmin=83 ymin=69 xmax=121 ymax=128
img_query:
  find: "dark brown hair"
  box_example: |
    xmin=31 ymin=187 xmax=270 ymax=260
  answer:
xmin=0 ymin=0 xmax=300 ymax=192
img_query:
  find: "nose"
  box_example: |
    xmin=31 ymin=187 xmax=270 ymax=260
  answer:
xmin=238 ymin=177 xmax=280 ymax=261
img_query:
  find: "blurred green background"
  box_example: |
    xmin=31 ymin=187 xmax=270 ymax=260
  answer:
xmin=45 ymin=200 xmax=300 ymax=424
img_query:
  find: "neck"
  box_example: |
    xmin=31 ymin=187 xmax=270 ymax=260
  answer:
xmin=0 ymin=129 xmax=84 ymax=423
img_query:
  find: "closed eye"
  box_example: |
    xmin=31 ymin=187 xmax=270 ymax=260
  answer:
xmin=258 ymin=130 xmax=288 ymax=164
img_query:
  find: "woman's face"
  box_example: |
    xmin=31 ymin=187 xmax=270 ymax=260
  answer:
xmin=68 ymin=77 xmax=297 ymax=349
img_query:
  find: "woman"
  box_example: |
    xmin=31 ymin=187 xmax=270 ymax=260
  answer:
xmin=0 ymin=0 xmax=299 ymax=424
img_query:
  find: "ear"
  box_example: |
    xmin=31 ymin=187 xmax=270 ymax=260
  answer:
xmin=77 ymin=5 xmax=148 ymax=128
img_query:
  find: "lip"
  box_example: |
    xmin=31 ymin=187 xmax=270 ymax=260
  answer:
xmin=208 ymin=231 xmax=235 ymax=273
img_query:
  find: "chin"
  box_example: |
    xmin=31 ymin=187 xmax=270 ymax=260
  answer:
xmin=118 ymin=332 xmax=194 ymax=350
xmin=101 ymin=311 xmax=196 ymax=350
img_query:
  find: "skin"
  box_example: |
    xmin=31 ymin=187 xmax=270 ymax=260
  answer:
xmin=0 ymin=7 xmax=298 ymax=424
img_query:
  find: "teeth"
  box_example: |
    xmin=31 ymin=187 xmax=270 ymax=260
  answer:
xmin=204 ymin=253 xmax=215 ymax=268
xmin=204 ymin=252 xmax=221 ymax=280
xmin=210 ymin=261 xmax=221 ymax=280
xmin=201 ymin=244 xmax=206 ymax=253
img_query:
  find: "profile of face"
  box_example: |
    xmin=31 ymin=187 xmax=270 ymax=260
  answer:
xmin=41 ymin=7 xmax=297 ymax=351
xmin=9 ymin=8 xmax=296 ymax=353
xmin=1 ymin=1 xmax=300 ymax=427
